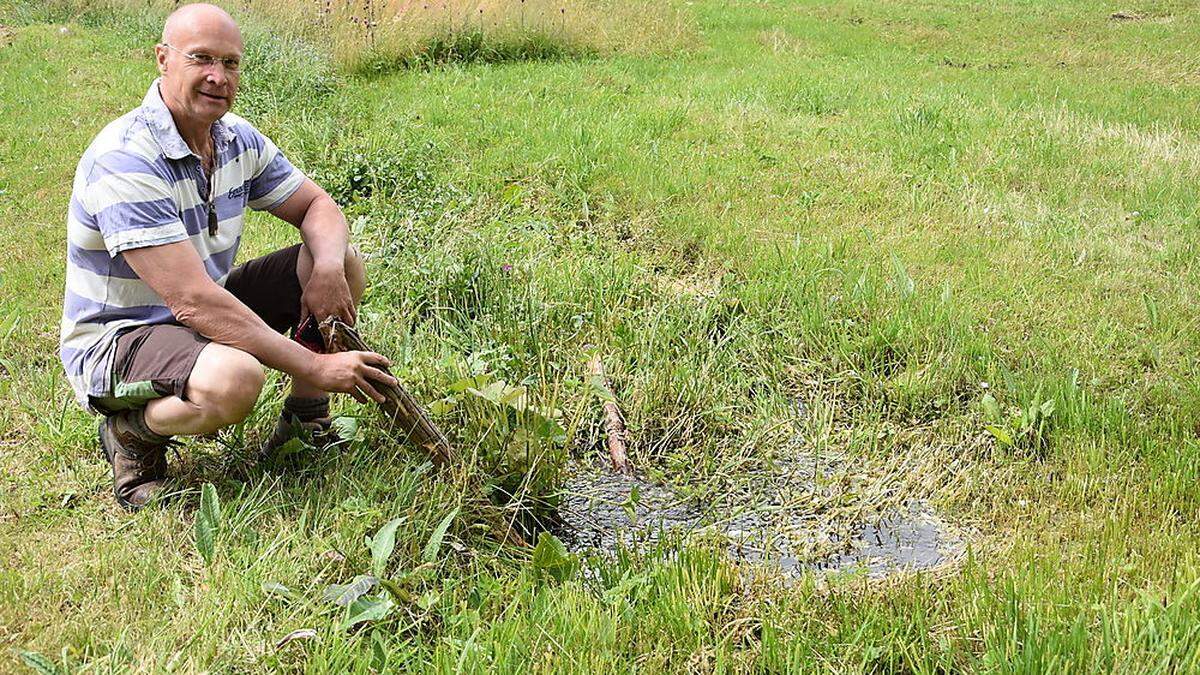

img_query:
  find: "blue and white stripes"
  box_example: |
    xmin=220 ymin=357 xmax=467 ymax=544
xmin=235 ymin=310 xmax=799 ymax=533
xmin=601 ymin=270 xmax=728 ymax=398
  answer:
xmin=60 ymin=79 xmax=304 ymax=411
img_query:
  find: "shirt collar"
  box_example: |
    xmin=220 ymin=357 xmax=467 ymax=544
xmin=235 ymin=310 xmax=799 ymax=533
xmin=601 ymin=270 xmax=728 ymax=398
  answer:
xmin=140 ymin=78 xmax=235 ymax=161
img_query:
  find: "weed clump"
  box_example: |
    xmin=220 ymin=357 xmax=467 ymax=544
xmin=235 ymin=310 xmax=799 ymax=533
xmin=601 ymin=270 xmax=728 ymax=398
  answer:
xmin=302 ymin=138 xmax=443 ymax=208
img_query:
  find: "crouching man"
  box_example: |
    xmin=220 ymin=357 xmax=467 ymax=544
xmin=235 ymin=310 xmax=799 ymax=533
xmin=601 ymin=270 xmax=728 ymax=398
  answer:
xmin=60 ymin=3 xmax=397 ymax=510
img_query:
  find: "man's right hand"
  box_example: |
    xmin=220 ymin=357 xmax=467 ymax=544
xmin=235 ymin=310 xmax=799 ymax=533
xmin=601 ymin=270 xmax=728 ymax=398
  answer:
xmin=307 ymin=351 xmax=398 ymax=404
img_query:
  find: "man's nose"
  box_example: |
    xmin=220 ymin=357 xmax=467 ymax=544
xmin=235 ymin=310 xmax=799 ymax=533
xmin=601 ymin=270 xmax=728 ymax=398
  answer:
xmin=205 ymin=69 xmax=228 ymax=88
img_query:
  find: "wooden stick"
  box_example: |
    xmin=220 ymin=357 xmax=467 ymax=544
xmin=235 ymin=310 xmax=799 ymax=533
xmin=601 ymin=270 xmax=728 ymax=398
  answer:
xmin=320 ymin=318 xmax=527 ymax=548
xmin=587 ymin=355 xmax=630 ymax=474
xmin=321 ymin=318 xmax=454 ymax=467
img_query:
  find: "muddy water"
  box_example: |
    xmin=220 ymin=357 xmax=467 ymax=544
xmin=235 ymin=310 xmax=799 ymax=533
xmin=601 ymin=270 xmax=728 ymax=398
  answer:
xmin=554 ymin=459 xmax=964 ymax=579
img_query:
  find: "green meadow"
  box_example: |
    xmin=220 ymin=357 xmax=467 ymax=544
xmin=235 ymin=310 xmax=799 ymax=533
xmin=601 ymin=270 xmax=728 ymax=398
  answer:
xmin=3 ymin=0 xmax=1200 ymax=670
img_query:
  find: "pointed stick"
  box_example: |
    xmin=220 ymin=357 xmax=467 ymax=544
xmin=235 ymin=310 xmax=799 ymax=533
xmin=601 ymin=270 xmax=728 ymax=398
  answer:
xmin=587 ymin=355 xmax=630 ymax=474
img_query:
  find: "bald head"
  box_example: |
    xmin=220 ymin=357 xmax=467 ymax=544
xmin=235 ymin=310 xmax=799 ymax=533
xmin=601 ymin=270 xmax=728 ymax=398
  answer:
xmin=162 ymin=3 xmax=242 ymax=48
xmin=155 ymin=3 xmax=244 ymax=133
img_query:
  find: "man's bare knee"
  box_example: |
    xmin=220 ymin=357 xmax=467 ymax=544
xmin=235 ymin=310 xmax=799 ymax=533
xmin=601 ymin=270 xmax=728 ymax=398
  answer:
xmin=187 ymin=344 xmax=265 ymax=431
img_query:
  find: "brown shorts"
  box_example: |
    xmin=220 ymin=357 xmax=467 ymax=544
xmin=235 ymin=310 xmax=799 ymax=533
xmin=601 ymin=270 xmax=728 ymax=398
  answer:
xmin=88 ymin=244 xmax=303 ymax=416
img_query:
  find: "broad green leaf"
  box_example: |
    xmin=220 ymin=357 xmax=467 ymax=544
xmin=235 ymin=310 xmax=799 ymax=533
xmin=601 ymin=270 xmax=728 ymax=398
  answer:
xmin=342 ymin=594 xmax=393 ymax=629
xmin=261 ymin=581 xmax=304 ymax=604
xmin=467 ymin=380 xmax=510 ymax=405
xmin=416 ymin=590 xmax=440 ymax=611
xmin=985 ymin=425 xmax=1014 ymax=448
xmin=194 ymin=483 xmax=221 ymax=565
xmin=371 ymin=631 xmax=389 ymax=672
xmin=980 ymin=392 xmax=1001 ymax=423
xmin=620 ymin=485 xmax=641 ymax=525
xmin=17 ymin=650 xmax=62 ymax=675
xmin=586 ymin=375 xmax=616 ymax=403
xmin=1039 ymin=399 xmax=1056 ymax=417
xmin=428 ymin=398 xmax=456 ymax=415
xmin=448 ymin=374 xmax=490 ymax=393
xmin=422 ymin=506 xmax=460 ymax=563
xmin=499 ymin=384 xmax=527 ymax=409
xmin=369 ymin=517 xmax=405 ymax=577
xmin=271 ymin=437 xmax=308 ymax=462
xmin=532 ymin=415 xmax=568 ymax=445
xmin=331 ymin=416 xmax=359 ymax=442
xmin=323 ymin=574 xmax=378 ymax=607
xmin=531 ymin=532 xmax=578 ymax=582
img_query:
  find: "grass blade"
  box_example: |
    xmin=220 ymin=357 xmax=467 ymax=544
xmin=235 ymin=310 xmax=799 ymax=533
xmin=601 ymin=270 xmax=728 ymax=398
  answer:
xmin=422 ymin=506 xmax=459 ymax=563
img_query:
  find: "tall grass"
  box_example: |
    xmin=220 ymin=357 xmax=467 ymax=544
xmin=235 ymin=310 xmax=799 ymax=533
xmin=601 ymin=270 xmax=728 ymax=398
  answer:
xmin=79 ymin=0 xmax=694 ymax=71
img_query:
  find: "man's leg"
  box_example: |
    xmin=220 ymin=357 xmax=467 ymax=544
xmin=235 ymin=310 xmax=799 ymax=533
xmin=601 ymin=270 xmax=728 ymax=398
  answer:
xmin=146 ymin=245 xmax=364 ymax=437
xmin=143 ymin=342 xmax=266 ymax=436
xmin=96 ymin=325 xmax=265 ymax=510
xmin=242 ymin=244 xmax=365 ymax=454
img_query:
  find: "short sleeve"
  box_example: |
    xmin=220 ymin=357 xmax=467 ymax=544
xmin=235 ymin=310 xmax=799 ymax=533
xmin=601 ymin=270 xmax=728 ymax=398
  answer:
xmin=245 ymin=128 xmax=305 ymax=212
xmin=85 ymin=151 xmax=189 ymax=257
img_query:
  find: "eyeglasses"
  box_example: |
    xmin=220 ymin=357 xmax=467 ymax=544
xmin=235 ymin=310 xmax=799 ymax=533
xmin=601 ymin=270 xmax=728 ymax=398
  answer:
xmin=161 ymin=43 xmax=242 ymax=73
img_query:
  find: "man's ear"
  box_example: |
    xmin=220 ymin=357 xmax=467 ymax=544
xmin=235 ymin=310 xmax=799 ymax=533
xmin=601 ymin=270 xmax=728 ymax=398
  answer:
xmin=154 ymin=44 xmax=168 ymax=76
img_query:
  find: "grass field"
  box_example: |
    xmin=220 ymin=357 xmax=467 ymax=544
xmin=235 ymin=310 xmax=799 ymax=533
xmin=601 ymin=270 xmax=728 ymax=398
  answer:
xmin=4 ymin=0 xmax=1200 ymax=671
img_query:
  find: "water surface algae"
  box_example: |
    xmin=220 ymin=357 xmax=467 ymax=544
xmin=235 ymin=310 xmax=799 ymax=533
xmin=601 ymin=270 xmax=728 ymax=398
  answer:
xmin=557 ymin=454 xmax=968 ymax=582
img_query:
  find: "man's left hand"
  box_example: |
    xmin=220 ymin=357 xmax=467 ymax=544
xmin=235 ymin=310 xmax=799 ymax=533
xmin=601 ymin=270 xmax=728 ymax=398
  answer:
xmin=301 ymin=266 xmax=356 ymax=326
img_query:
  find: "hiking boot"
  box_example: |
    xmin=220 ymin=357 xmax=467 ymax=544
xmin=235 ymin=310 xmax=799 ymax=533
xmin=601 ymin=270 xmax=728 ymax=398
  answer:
xmin=99 ymin=416 xmax=170 ymax=511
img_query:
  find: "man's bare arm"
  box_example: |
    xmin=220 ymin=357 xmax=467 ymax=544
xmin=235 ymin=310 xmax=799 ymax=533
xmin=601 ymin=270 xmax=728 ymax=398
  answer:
xmin=122 ymin=241 xmax=396 ymax=402
xmin=270 ymin=178 xmax=356 ymax=324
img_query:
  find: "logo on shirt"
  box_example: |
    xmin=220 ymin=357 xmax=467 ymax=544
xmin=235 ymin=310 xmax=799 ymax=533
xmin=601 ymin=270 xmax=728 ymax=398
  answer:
xmin=227 ymin=182 xmax=250 ymax=200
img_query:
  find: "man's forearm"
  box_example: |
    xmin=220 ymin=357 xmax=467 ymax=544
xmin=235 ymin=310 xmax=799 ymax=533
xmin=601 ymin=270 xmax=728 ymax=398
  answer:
xmin=175 ymin=285 xmax=316 ymax=381
xmin=298 ymin=195 xmax=348 ymax=273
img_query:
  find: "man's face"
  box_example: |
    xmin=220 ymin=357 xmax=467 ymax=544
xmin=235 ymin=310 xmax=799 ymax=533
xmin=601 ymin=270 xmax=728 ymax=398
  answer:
xmin=155 ymin=20 xmax=243 ymax=128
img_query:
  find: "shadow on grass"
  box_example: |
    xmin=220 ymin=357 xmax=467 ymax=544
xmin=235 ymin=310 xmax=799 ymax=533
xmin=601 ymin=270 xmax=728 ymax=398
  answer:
xmin=348 ymin=30 xmax=593 ymax=78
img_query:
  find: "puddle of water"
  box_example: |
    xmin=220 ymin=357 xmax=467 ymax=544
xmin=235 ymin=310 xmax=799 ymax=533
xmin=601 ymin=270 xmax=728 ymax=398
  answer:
xmin=817 ymin=512 xmax=950 ymax=576
xmin=554 ymin=470 xmax=702 ymax=553
xmin=554 ymin=459 xmax=964 ymax=580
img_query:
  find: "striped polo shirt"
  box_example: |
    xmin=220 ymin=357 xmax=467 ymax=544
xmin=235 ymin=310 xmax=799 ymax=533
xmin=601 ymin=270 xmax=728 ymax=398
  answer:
xmin=60 ymin=79 xmax=304 ymax=412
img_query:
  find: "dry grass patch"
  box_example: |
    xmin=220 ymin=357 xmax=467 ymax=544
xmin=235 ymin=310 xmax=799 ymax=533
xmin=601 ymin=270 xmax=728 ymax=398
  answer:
xmin=92 ymin=0 xmax=696 ymax=69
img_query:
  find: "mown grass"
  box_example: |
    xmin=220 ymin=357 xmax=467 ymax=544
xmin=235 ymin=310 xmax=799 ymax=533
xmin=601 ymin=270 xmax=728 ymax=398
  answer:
xmin=3 ymin=0 xmax=1200 ymax=671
